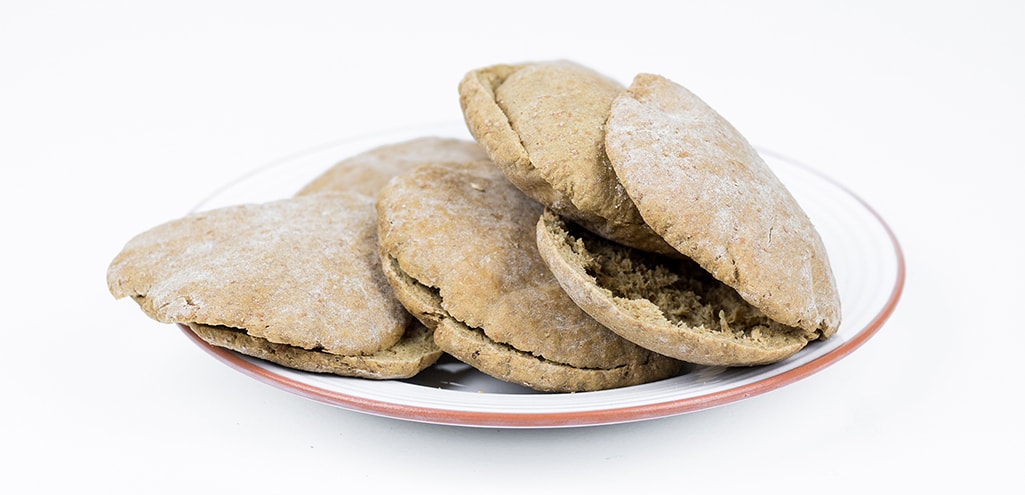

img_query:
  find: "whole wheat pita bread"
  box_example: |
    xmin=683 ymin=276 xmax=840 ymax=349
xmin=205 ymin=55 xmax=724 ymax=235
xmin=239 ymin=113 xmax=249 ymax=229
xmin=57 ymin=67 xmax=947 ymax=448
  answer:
xmin=458 ymin=60 xmax=674 ymax=255
xmin=107 ymin=192 xmax=440 ymax=378
xmin=605 ymin=73 xmax=841 ymax=338
xmin=376 ymin=160 xmax=682 ymax=391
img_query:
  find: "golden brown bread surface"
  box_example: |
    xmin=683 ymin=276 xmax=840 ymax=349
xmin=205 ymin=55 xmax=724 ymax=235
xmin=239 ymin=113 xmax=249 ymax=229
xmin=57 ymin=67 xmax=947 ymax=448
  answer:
xmin=296 ymin=137 xmax=487 ymax=197
xmin=458 ymin=60 xmax=674 ymax=254
xmin=432 ymin=318 xmax=680 ymax=393
xmin=107 ymin=193 xmax=412 ymax=357
xmin=605 ymin=73 xmax=841 ymax=338
xmin=108 ymin=59 xmax=843 ymax=386
xmin=376 ymin=160 xmax=683 ymax=391
xmin=188 ymin=321 xmax=442 ymax=379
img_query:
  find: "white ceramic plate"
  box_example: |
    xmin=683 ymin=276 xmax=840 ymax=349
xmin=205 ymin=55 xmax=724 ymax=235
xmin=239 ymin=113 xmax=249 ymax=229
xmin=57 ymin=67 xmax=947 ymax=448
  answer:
xmin=181 ymin=123 xmax=904 ymax=428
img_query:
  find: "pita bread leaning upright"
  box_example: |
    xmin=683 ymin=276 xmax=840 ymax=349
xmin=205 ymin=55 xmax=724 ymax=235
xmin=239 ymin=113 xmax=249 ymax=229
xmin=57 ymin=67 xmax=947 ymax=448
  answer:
xmin=458 ymin=61 xmax=674 ymax=255
xmin=604 ymin=73 xmax=841 ymax=339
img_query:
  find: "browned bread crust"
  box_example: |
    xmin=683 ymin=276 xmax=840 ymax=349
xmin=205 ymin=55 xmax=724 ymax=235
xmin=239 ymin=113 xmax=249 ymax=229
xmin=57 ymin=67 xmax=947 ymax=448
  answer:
xmin=376 ymin=160 xmax=683 ymax=391
xmin=606 ymin=74 xmax=840 ymax=338
xmin=459 ymin=61 xmax=674 ymax=254
xmin=537 ymin=210 xmax=810 ymax=366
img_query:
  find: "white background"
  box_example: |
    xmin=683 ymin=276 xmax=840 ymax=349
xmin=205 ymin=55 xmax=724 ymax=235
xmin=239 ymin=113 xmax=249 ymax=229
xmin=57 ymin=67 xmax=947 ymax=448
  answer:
xmin=3 ymin=1 xmax=1022 ymax=493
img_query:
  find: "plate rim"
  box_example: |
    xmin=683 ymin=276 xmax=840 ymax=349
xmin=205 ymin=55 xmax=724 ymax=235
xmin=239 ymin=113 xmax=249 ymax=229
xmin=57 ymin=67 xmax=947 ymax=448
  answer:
xmin=173 ymin=139 xmax=906 ymax=428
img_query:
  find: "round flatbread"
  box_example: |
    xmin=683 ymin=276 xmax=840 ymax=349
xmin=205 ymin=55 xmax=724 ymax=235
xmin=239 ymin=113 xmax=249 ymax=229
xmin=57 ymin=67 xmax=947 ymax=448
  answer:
xmin=605 ymin=73 xmax=841 ymax=338
xmin=108 ymin=192 xmax=440 ymax=377
xmin=376 ymin=160 xmax=683 ymax=392
xmin=458 ymin=60 xmax=674 ymax=254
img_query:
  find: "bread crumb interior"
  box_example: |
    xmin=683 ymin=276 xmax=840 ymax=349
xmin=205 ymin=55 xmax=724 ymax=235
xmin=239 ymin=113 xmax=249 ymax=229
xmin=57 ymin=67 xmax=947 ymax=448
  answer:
xmin=559 ymin=219 xmax=803 ymax=346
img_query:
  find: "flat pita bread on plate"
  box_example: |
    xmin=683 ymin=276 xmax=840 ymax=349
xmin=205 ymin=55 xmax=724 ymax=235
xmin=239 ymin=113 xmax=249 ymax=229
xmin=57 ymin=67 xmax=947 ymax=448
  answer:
xmin=107 ymin=192 xmax=440 ymax=379
xmin=376 ymin=160 xmax=683 ymax=392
